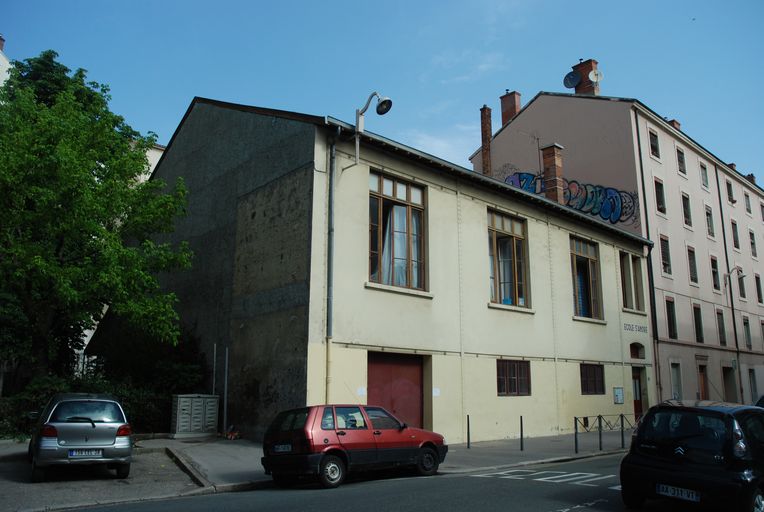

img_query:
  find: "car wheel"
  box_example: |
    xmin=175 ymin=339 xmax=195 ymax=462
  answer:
xmin=318 ymin=455 xmax=345 ymax=489
xmin=621 ymin=483 xmax=645 ymax=510
xmin=416 ymin=446 xmax=439 ymax=476
xmin=115 ymin=463 xmax=130 ymax=479
xmin=31 ymin=462 xmax=45 ymax=483
xmin=746 ymin=489 xmax=764 ymax=512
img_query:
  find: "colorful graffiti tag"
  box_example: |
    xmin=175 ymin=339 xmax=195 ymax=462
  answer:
xmin=503 ymin=172 xmax=639 ymax=226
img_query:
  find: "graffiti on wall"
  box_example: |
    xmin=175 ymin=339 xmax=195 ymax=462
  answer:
xmin=503 ymin=172 xmax=639 ymax=226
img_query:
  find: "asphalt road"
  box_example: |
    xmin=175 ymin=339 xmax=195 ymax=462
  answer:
xmin=83 ymin=455 xmax=701 ymax=512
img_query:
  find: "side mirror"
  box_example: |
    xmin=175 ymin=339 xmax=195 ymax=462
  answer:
xmin=399 ymin=422 xmax=408 ymax=430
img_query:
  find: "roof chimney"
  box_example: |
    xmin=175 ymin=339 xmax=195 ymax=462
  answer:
xmin=745 ymin=173 xmax=757 ymax=185
xmin=541 ymin=143 xmax=565 ymax=204
xmin=729 ymin=163 xmax=737 ymax=171
xmin=480 ymin=105 xmax=493 ymax=177
xmin=572 ymin=59 xmax=600 ymax=96
xmin=500 ymin=90 xmax=521 ymax=126
xmin=668 ymin=119 xmax=681 ymax=131
xmin=0 ymin=35 xmax=5 ymax=53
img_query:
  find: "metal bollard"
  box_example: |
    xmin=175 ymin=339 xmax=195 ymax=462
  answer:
xmin=620 ymin=414 xmax=625 ymax=449
xmin=574 ymin=417 xmax=579 ymax=454
xmin=467 ymin=414 xmax=471 ymax=449
xmin=598 ymin=415 xmax=603 ymax=451
xmin=520 ymin=416 xmax=524 ymax=451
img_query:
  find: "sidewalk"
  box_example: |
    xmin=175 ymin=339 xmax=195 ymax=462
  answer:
xmin=135 ymin=427 xmax=633 ymax=492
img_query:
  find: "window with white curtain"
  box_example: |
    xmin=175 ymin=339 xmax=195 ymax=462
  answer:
xmin=368 ymin=171 xmax=425 ymax=290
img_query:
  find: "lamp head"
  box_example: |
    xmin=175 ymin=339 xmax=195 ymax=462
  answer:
xmin=376 ymin=96 xmax=393 ymax=115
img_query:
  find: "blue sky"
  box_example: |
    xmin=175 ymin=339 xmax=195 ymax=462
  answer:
xmin=4 ymin=0 xmax=764 ymax=183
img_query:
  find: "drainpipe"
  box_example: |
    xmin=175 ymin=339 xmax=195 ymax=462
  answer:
xmin=714 ymin=164 xmax=744 ymax=403
xmin=325 ymin=127 xmax=340 ymax=403
xmin=633 ymin=108 xmax=662 ymax=400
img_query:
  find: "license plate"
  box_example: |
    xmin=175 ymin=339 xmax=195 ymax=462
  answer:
xmin=273 ymin=444 xmax=291 ymax=453
xmin=656 ymin=483 xmax=700 ymax=502
xmin=69 ymin=449 xmax=102 ymax=457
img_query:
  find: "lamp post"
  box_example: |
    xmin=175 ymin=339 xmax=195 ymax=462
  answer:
xmin=355 ymin=91 xmax=393 ymax=164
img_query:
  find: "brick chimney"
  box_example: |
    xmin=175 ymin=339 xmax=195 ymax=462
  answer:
xmin=729 ymin=163 xmax=737 ymax=171
xmin=500 ymin=90 xmax=521 ymax=125
xmin=668 ymin=119 xmax=681 ymax=131
xmin=0 ymin=35 xmax=5 ymax=53
xmin=745 ymin=173 xmax=757 ymax=185
xmin=541 ymin=143 xmax=565 ymax=204
xmin=480 ymin=105 xmax=493 ymax=177
xmin=572 ymin=59 xmax=600 ymax=96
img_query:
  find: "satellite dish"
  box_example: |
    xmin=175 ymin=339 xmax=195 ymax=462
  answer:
xmin=563 ymin=71 xmax=581 ymax=89
xmin=588 ymin=69 xmax=604 ymax=83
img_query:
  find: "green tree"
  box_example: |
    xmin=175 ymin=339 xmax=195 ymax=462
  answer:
xmin=0 ymin=50 xmax=191 ymax=381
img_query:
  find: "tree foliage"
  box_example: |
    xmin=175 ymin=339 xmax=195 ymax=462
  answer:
xmin=0 ymin=50 xmax=192 ymax=380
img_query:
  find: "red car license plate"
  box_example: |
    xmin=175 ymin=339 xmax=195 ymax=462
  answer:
xmin=656 ymin=484 xmax=700 ymax=502
xmin=69 ymin=449 xmax=102 ymax=457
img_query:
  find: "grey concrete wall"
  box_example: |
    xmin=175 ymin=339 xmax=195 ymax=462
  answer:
xmin=153 ymin=102 xmax=315 ymax=438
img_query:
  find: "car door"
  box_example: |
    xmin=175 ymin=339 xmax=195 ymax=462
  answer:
xmin=364 ymin=406 xmax=418 ymax=466
xmin=333 ymin=406 xmax=378 ymax=467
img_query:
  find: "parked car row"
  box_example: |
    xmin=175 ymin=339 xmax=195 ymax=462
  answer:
xmin=26 ymin=395 xmax=448 ymax=489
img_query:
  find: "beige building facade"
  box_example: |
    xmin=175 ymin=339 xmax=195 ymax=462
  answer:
xmin=471 ymin=59 xmax=764 ymax=408
xmin=151 ymin=98 xmax=653 ymax=443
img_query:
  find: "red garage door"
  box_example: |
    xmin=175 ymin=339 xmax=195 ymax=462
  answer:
xmin=367 ymin=352 xmax=423 ymax=428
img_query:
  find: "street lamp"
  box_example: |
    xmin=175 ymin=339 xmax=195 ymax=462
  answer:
xmin=355 ymin=91 xmax=393 ymax=164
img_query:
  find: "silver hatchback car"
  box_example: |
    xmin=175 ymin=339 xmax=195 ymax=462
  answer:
xmin=28 ymin=393 xmax=133 ymax=482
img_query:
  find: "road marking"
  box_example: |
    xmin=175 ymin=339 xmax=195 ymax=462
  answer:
xmin=534 ymin=472 xmax=599 ymax=483
xmin=571 ymin=474 xmax=617 ymax=486
xmin=609 ymin=485 xmax=622 ymax=490
xmin=472 ymin=469 xmax=535 ymax=478
xmin=547 ymin=498 xmax=608 ymax=512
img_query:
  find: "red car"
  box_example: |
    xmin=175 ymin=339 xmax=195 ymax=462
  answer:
xmin=261 ymin=404 xmax=448 ymax=488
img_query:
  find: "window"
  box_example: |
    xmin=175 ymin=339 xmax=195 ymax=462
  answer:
xmin=698 ymin=365 xmax=709 ymax=400
xmin=705 ymin=205 xmax=715 ymax=237
xmin=732 ymin=220 xmax=740 ymax=249
xmin=670 ymin=363 xmax=683 ymax=399
xmin=649 ymin=130 xmax=660 ymax=158
xmin=369 ymin=172 xmax=425 ymax=290
xmin=710 ymin=256 xmax=721 ymax=290
xmin=497 ymin=360 xmax=531 ymax=396
xmin=580 ymin=364 xmax=605 ymax=395
xmin=320 ymin=407 xmax=335 ymax=429
xmin=751 ymin=231 xmax=758 ymax=258
xmin=745 ymin=193 xmax=752 ymax=214
xmin=716 ymin=310 xmax=726 ymax=346
xmin=654 ymin=180 xmax=666 ymax=214
xmin=727 ymin=180 xmax=735 ymax=203
xmin=570 ymin=237 xmax=602 ymax=319
xmin=681 ymin=193 xmax=692 ymax=226
xmin=488 ymin=211 xmax=528 ymax=307
xmin=750 ymin=370 xmax=758 ymax=404
xmin=744 ymin=317 xmax=752 ymax=349
xmin=660 ymin=236 xmax=672 ymax=274
xmin=620 ymin=252 xmax=645 ymax=311
xmin=676 ymin=148 xmax=686 ymax=174
xmin=761 ymin=203 xmax=764 ymax=221
xmin=335 ymin=406 xmax=367 ymax=429
xmin=700 ymin=163 xmax=709 ymax=188
xmin=687 ymin=247 xmax=698 ymax=284
xmin=756 ymin=274 xmax=763 ymax=304
xmin=666 ymin=298 xmax=678 ymax=339
xmin=739 ymin=274 xmax=747 ymax=299
xmin=693 ymin=303 xmax=704 ymax=343
xmin=365 ymin=407 xmax=402 ymax=430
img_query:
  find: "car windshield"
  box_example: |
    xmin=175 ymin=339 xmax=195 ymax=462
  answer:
xmin=268 ymin=408 xmax=309 ymax=432
xmin=50 ymin=400 xmax=125 ymax=423
xmin=641 ymin=409 xmax=726 ymax=452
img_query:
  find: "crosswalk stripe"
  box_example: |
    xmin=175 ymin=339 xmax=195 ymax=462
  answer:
xmin=572 ymin=475 xmax=617 ymax=486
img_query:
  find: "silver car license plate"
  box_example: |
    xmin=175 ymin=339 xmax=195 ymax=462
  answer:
xmin=69 ymin=449 xmax=102 ymax=457
xmin=273 ymin=444 xmax=291 ymax=453
xmin=656 ymin=483 xmax=700 ymax=502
